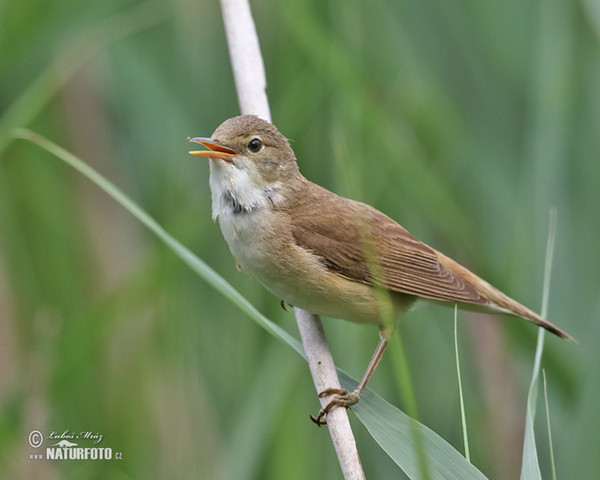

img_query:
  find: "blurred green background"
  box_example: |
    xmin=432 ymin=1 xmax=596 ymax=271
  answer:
xmin=1 ymin=0 xmax=599 ymax=478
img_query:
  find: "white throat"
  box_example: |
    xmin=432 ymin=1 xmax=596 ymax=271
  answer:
xmin=208 ymin=159 xmax=284 ymax=280
xmin=208 ymin=160 xmax=278 ymax=220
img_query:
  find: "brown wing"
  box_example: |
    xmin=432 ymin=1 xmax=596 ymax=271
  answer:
xmin=284 ymin=180 xmax=572 ymax=340
xmin=287 ymin=182 xmax=489 ymax=307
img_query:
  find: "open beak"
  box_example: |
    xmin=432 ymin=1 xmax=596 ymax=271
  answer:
xmin=188 ymin=137 xmax=238 ymax=162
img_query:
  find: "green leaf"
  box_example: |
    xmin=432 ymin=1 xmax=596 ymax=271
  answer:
xmin=347 ymin=374 xmax=486 ymax=480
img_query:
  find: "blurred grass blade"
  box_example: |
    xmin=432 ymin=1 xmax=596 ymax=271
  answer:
xmin=389 ymin=330 xmax=432 ymax=479
xmin=520 ymin=209 xmax=557 ymax=480
xmin=0 ymin=1 xmax=163 ymax=155
xmin=582 ymin=0 xmax=600 ymax=41
xmin=214 ymin=343 xmax=302 ymax=480
xmin=454 ymin=305 xmax=470 ymax=462
xmin=15 ymin=128 xmax=488 ymax=479
xmin=12 ymin=128 xmax=303 ymax=357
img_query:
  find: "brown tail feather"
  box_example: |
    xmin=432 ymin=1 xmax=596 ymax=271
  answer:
xmin=489 ymin=290 xmax=573 ymax=340
xmin=436 ymin=252 xmax=573 ymax=340
xmin=494 ymin=295 xmax=575 ymax=340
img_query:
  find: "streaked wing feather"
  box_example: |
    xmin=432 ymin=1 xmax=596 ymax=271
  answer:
xmin=289 ymin=191 xmax=488 ymax=307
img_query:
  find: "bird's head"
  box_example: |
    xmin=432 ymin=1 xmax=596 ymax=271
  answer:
xmin=189 ymin=115 xmax=299 ymax=187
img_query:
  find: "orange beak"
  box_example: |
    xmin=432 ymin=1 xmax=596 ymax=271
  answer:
xmin=188 ymin=137 xmax=238 ymax=162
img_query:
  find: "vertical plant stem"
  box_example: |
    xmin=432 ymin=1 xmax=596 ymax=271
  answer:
xmin=542 ymin=370 xmax=557 ymax=480
xmin=219 ymin=1 xmax=364 ymax=478
xmin=454 ymin=305 xmax=470 ymax=462
xmin=520 ymin=209 xmax=557 ymax=479
xmin=219 ymin=0 xmax=271 ymax=121
xmin=295 ymin=310 xmax=365 ymax=480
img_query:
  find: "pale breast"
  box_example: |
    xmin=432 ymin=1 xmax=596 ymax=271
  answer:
xmin=218 ymin=207 xmax=275 ymax=275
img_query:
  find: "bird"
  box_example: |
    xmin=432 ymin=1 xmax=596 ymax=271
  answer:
xmin=188 ymin=114 xmax=571 ymax=425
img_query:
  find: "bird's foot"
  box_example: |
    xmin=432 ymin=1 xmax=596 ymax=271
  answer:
xmin=309 ymin=388 xmax=361 ymax=426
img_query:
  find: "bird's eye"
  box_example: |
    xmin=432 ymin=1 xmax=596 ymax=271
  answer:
xmin=247 ymin=138 xmax=263 ymax=153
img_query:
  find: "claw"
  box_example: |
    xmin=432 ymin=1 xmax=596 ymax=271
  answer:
xmin=309 ymin=413 xmax=327 ymax=426
xmin=310 ymin=388 xmax=361 ymax=426
xmin=280 ymin=300 xmax=293 ymax=311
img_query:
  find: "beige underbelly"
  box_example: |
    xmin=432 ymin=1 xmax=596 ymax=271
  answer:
xmin=220 ymin=209 xmax=414 ymax=329
xmin=244 ymin=242 xmax=414 ymax=328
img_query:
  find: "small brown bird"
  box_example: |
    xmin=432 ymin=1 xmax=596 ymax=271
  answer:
xmin=189 ymin=115 xmax=571 ymax=425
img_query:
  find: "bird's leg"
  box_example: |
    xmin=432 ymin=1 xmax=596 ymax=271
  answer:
xmin=310 ymin=331 xmax=390 ymax=426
